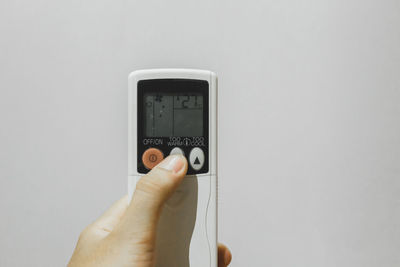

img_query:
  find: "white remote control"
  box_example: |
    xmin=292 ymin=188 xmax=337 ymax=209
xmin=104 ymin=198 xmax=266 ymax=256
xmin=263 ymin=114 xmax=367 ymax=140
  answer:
xmin=128 ymin=69 xmax=218 ymax=267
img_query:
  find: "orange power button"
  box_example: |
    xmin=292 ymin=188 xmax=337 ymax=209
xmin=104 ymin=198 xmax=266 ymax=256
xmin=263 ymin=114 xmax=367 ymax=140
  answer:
xmin=142 ymin=148 xmax=164 ymax=170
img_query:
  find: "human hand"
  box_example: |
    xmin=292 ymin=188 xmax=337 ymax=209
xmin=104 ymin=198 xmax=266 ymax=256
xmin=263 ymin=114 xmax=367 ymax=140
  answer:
xmin=68 ymin=155 xmax=232 ymax=267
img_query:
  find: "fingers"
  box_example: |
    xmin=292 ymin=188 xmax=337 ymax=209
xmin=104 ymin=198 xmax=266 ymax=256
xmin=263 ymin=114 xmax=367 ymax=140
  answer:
xmin=218 ymin=243 xmax=232 ymax=267
xmin=118 ymin=155 xmax=188 ymax=236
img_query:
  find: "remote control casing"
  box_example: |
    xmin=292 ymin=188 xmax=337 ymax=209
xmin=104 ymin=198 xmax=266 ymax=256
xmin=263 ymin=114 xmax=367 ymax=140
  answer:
xmin=128 ymin=69 xmax=217 ymax=267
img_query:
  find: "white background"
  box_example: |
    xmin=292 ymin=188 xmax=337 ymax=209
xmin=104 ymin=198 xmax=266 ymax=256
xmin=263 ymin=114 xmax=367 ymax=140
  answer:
xmin=1 ymin=0 xmax=399 ymax=266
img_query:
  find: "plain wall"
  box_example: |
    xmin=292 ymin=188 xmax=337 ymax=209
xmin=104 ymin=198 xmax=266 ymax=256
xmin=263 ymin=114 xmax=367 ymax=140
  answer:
xmin=1 ymin=0 xmax=399 ymax=266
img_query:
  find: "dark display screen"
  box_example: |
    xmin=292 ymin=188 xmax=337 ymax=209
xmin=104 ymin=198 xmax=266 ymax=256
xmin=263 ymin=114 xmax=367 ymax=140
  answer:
xmin=143 ymin=93 xmax=204 ymax=137
xmin=137 ymin=78 xmax=209 ymax=174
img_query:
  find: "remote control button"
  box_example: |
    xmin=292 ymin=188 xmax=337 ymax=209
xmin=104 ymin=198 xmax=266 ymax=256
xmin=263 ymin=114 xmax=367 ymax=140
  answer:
xmin=170 ymin=147 xmax=184 ymax=156
xmin=189 ymin=147 xmax=205 ymax=171
xmin=142 ymin=148 xmax=164 ymax=170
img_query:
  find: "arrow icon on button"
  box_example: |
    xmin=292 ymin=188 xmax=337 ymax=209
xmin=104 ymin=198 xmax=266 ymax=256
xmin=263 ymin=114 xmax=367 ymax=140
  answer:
xmin=189 ymin=147 xmax=204 ymax=171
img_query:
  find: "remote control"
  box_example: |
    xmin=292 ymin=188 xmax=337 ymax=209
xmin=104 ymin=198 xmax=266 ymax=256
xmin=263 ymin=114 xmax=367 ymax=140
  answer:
xmin=128 ymin=69 xmax=218 ymax=267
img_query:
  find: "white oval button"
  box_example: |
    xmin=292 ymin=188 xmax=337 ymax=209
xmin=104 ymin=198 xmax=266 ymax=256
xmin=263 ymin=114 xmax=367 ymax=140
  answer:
xmin=170 ymin=147 xmax=184 ymax=156
xmin=189 ymin=147 xmax=205 ymax=171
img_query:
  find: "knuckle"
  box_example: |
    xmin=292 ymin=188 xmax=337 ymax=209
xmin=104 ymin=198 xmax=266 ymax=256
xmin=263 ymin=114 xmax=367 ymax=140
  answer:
xmin=135 ymin=175 xmax=163 ymax=195
xmin=79 ymin=224 xmax=95 ymax=241
xmin=133 ymin=168 xmax=178 ymax=202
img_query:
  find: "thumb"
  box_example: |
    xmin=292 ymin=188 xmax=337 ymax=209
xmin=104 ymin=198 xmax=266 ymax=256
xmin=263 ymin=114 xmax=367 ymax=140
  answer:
xmin=131 ymin=154 xmax=188 ymax=212
xmin=117 ymin=155 xmax=188 ymax=237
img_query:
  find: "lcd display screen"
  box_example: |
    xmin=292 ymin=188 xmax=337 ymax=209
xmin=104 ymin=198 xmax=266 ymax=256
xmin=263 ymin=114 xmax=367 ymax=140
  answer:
xmin=143 ymin=93 xmax=203 ymax=137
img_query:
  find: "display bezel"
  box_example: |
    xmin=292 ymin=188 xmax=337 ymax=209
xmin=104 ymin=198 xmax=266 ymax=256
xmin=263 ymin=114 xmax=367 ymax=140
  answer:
xmin=137 ymin=78 xmax=209 ymax=174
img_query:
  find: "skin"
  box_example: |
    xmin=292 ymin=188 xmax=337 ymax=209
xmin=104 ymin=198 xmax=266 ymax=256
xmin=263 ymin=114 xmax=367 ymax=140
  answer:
xmin=69 ymin=155 xmax=232 ymax=267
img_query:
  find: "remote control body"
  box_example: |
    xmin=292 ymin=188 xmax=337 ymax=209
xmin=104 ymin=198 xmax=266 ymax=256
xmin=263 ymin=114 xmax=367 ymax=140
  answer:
xmin=128 ymin=69 xmax=217 ymax=267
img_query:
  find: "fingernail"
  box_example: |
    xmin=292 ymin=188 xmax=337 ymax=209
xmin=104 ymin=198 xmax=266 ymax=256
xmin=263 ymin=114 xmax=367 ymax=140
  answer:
xmin=157 ymin=155 xmax=184 ymax=173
